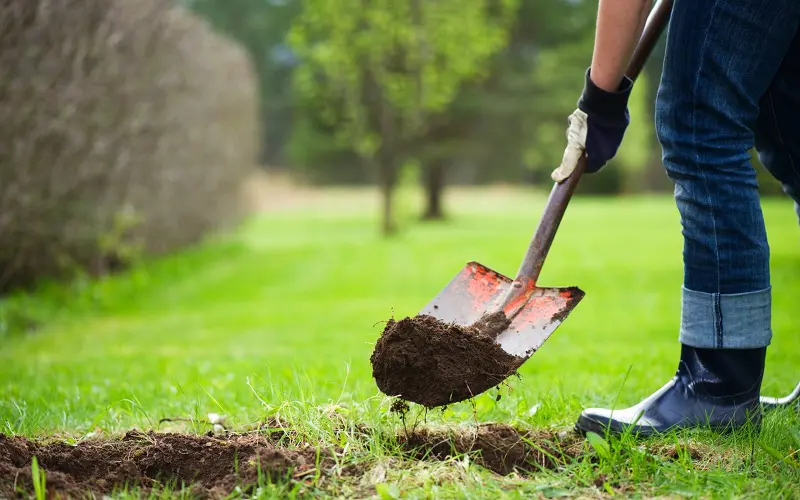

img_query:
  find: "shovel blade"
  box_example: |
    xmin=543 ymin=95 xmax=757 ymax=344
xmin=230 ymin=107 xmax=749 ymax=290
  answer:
xmin=420 ymin=261 xmax=585 ymax=358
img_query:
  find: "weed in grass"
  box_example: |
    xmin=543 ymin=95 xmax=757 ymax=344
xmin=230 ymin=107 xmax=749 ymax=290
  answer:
xmin=30 ymin=455 xmax=46 ymax=500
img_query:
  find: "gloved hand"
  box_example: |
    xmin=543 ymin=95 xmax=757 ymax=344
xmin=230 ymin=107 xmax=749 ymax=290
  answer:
xmin=552 ymin=68 xmax=634 ymax=182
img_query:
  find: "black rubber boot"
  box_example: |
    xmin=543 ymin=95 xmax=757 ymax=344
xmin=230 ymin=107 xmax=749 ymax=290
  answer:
xmin=575 ymin=344 xmax=767 ymax=438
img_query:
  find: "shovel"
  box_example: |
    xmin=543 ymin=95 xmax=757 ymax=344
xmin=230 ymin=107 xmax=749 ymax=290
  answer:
xmin=417 ymin=0 xmax=674 ymax=392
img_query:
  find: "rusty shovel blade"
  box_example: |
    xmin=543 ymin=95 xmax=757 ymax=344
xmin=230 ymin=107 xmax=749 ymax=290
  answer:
xmin=419 ymin=261 xmax=585 ymax=359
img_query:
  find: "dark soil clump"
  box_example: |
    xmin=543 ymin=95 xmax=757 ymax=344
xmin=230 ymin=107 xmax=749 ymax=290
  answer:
xmin=370 ymin=312 xmax=523 ymax=408
xmin=0 ymin=430 xmax=335 ymax=499
xmin=397 ymin=423 xmax=582 ymax=475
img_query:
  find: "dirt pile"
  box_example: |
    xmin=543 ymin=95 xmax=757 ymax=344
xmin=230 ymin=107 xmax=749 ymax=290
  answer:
xmin=0 ymin=421 xmax=720 ymax=498
xmin=0 ymin=430 xmax=333 ymax=499
xmin=370 ymin=312 xmax=524 ymax=408
xmin=397 ymin=423 xmax=582 ymax=475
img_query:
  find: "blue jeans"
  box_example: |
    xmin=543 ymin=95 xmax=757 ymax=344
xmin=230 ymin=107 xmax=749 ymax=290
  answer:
xmin=655 ymin=0 xmax=800 ymax=349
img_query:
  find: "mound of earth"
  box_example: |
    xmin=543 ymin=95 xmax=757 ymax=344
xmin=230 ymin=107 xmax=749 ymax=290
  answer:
xmin=397 ymin=423 xmax=582 ymax=475
xmin=0 ymin=422 xmax=713 ymax=498
xmin=370 ymin=312 xmax=524 ymax=408
xmin=0 ymin=430 xmax=335 ymax=499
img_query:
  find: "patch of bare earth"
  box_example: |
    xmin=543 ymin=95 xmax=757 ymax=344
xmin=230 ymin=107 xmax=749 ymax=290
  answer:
xmin=240 ymin=171 xmax=374 ymax=215
xmin=240 ymin=170 xmax=322 ymax=213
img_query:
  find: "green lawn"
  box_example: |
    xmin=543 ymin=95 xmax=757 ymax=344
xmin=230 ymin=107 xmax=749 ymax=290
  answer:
xmin=1 ymin=187 xmax=799 ymax=498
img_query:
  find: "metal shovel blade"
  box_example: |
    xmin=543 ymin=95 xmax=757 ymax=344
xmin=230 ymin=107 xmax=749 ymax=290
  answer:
xmin=419 ymin=261 xmax=585 ymax=359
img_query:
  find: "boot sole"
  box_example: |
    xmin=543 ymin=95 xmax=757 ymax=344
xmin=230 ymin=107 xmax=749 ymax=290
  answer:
xmin=574 ymin=413 xmax=657 ymax=439
xmin=574 ymin=413 xmax=762 ymax=439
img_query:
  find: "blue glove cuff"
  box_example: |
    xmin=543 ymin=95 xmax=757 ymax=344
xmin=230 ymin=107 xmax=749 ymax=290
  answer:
xmin=578 ymin=68 xmax=633 ymax=123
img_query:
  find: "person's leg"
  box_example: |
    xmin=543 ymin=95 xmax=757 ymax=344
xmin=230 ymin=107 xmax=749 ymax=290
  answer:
xmin=754 ymin=31 xmax=800 ymax=224
xmin=575 ymin=0 xmax=800 ymax=437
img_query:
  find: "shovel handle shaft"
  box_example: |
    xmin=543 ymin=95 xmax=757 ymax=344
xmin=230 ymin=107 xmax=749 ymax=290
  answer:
xmin=500 ymin=0 xmax=672 ymax=312
xmin=623 ymin=0 xmax=673 ymax=81
xmin=513 ymin=156 xmax=587 ymax=286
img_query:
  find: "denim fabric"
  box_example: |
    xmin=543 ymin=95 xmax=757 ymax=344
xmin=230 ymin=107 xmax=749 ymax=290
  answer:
xmin=655 ymin=0 xmax=800 ymax=349
xmin=754 ymin=31 xmax=800 ymax=226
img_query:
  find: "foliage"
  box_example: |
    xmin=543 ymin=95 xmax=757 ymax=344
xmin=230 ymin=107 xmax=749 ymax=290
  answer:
xmin=287 ymin=0 xmax=519 ymax=232
xmin=289 ymin=0 xmax=518 ymax=156
xmin=182 ymin=0 xmax=301 ymax=165
xmin=183 ymin=0 xmax=683 ymax=199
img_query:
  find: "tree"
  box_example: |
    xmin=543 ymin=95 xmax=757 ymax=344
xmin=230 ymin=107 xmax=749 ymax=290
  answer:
xmin=182 ymin=0 xmax=301 ymax=165
xmin=405 ymin=0 xmax=602 ymax=205
xmin=287 ymin=0 xmax=518 ymax=234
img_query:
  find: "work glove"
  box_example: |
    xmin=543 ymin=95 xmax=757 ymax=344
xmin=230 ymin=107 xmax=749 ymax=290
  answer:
xmin=551 ymin=68 xmax=634 ymax=183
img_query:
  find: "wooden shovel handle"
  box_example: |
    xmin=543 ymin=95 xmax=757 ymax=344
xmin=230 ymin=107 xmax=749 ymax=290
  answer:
xmin=503 ymin=0 xmax=673 ymax=307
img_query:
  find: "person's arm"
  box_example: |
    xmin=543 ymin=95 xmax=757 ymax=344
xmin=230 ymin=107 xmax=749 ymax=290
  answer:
xmin=589 ymin=0 xmax=653 ymax=92
xmin=551 ymin=0 xmax=654 ymax=180
xmin=552 ymin=0 xmax=655 ymax=181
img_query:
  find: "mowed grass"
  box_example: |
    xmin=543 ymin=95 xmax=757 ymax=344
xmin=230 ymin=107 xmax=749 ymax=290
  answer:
xmin=1 ymin=187 xmax=799 ymax=498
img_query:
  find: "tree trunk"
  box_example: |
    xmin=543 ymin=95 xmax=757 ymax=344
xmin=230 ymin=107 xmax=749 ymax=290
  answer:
xmin=380 ymin=171 xmax=395 ymax=235
xmin=378 ymin=90 xmax=398 ymax=235
xmin=422 ymin=159 xmax=446 ymax=220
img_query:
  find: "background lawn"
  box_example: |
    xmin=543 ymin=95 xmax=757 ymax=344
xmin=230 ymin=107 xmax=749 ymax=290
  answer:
xmin=1 ymin=188 xmax=799 ymax=498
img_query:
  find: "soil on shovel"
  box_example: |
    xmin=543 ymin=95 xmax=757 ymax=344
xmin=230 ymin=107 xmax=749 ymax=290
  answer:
xmin=370 ymin=311 xmax=524 ymax=408
xmin=0 ymin=430 xmax=335 ymax=499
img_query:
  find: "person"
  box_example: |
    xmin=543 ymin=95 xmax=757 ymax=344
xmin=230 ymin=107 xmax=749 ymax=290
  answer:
xmin=564 ymin=0 xmax=800 ymax=437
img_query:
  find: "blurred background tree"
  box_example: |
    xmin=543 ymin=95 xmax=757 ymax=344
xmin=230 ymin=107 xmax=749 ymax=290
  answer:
xmin=181 ymin=0 xmax=682 ymax=203
xmin=286 ymin=0 xmax=518 ymax=234
xmin=182 ymin=0 xmax=300 ymax=166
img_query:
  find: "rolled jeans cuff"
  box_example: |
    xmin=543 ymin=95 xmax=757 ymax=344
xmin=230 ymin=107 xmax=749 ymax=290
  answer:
xmin=679 ymin=286 xmax=772 ymax=349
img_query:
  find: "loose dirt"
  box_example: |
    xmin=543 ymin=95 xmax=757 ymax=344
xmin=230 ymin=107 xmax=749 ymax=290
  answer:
xmin=0 ymin=424 xmax=582 ymax=499
xmin=370 ymin=312 xmax=524 ymax=408
xmin=398 ymin=423 xmax=583 ymax=475
xmin=0 ymin=430 xmax=336 ymax=499
xmin=397 ymin=424 xmax=712 ymax=475
xmin=0 ymin=422 xmax=714 ymax=498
